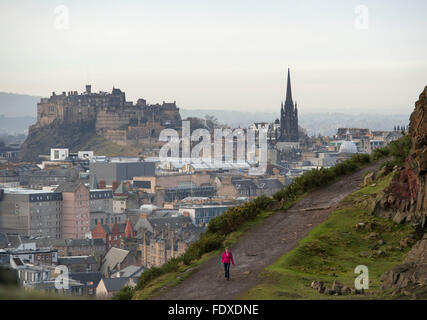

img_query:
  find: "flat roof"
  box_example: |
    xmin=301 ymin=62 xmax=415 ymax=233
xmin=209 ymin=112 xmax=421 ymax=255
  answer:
xmin=2 ymin=188 xmax=58 ymax=195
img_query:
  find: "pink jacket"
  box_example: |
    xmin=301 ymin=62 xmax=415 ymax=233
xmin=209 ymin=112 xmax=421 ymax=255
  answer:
xmin=221 ymin=251 xmax=234 ymax=265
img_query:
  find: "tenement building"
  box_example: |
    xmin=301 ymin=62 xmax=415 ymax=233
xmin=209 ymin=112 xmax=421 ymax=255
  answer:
xmin=0 ymin=188 xmax=62 ymax=238
xmin=55 ymin=182 xmax=90 ymax=240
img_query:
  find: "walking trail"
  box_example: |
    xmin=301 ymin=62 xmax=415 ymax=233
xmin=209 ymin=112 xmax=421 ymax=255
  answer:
xmin=154 ymin=162 xmax=381 ymax=300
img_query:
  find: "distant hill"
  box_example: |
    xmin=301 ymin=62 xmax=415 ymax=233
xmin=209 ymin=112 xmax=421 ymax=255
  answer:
xmin=0 ymin=92 xmax=40 ymax=117
xmin=0 ymin=115 xmax=36 ymax=135
xmin=181 ymin=109 xmax=410 ymax=136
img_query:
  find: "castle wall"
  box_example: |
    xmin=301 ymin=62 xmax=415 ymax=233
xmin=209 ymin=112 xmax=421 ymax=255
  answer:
xmin=95 ymin=109 xmax=133 ymax=133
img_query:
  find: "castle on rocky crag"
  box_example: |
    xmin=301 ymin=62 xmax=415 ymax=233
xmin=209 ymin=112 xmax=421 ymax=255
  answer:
xmin=33 ymin=85 xmax=182 ymax=145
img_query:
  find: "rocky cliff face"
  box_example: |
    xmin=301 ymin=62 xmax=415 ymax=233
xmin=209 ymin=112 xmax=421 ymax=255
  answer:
xmin=377 ymin=85 xmax=427 ymax=297
xmin=381 ymin=234 xmax=427 ymax=297
xmin=374 ymin=85 xmax=427 ymax=227
xmin=19 ymin=120 xmax=96 ymax=162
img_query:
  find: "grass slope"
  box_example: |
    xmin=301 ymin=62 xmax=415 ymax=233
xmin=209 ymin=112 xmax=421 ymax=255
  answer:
xmin=77 ymin=134 xmax=163 ymax=157
xmin=240 ymin=173 xmax=415 ymax=300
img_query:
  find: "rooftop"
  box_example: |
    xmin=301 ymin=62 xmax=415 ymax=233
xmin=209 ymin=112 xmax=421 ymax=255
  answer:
xmin=2 ymin=188 xmax=58 ymax=195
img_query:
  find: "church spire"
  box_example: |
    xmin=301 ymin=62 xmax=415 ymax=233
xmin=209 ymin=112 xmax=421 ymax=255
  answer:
xmin=279 ymin=67 xmax=299 ymax=143
xmin=285 ymin=68 xmax=293 ymax=106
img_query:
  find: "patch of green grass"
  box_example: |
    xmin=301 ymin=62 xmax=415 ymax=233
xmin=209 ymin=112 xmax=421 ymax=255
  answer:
xmin=240 ymin=174 xmax=414 ymax=300
xmin=77 ymin=134 xmax=161 ymax=157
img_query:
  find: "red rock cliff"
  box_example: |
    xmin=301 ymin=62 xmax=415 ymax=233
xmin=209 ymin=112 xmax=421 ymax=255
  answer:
xmin=374 ymin=85 xmax=427 ymax=227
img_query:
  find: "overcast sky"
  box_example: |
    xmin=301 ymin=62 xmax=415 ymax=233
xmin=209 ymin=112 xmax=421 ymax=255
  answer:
xmin=0 ymin=0 xmax=426 ymax=115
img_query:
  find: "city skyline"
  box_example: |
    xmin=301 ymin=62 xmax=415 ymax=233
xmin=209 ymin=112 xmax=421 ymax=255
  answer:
xmin=1 ymin=0 xmax=426 ymax=115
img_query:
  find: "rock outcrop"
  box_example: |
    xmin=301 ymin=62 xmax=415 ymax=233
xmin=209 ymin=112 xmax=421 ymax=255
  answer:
xmin=374 ymin=85 xmax=427 ymax=227
xmin=19 ymin=120 xmax=96 ymax=162
xmin=381 ymin=234 xmax=427 ymax=296
xmin=376 ymin=85 xmax=427 ymax=297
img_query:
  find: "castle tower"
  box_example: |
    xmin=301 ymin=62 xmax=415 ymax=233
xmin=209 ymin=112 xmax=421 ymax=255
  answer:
xmin=279 ymin=68 xmax=299 ymax=142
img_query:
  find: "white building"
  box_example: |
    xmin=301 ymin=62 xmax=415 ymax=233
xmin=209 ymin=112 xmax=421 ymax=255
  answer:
xmin=50 ymin=148 xmax=69 ymax=161
xmin=78 ymin=151 xmax=94 ymax=160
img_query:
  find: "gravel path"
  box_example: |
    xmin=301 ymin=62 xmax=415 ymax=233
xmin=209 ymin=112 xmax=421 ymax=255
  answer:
xmin=154 ymin=162 xmax=381 ymax=300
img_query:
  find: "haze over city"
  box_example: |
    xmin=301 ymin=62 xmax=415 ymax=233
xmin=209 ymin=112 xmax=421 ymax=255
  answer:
xmin=0 ymin=0 xmax=426 ymax=115
xmin=1 ymin=0 xmax=427 ymax=307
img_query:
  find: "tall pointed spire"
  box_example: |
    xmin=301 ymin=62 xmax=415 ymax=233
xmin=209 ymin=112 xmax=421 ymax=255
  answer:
xmin=285 ymin=68 xmax=293 ymax=106
xmin=279 ymin=67 xmax=299 ymax=143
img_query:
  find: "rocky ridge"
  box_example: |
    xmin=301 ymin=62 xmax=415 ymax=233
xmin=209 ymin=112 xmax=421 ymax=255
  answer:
xmin=376 ymin=85 xmax=427 ymax=297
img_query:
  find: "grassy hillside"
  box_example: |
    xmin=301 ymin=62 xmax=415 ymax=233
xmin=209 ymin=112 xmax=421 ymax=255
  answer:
xmin=240 ymin=172 xmax=416 ymax=300
xmin=77 ymin=135 xmax=142 ymax=157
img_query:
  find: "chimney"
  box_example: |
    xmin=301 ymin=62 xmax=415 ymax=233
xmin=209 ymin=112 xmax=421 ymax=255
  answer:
xmin=183 ymin=211 xmax=190 ymax=217
xmin=98 ymin=180 xmax=106 ymax=189
xmin=86 ymin=85 xmax=91 ymax=94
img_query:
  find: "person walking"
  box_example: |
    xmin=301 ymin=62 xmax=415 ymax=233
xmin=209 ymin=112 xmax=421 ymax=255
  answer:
xmin=220 ymin=247 xmax=234 ymax=280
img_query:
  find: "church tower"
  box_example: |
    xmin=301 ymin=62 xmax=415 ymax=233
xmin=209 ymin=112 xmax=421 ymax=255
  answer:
xmin=279 ymin=68 xmax=299 ymax=142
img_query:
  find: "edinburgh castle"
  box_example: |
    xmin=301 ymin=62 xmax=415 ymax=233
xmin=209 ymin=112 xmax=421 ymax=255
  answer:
xmin=33 ymin=85 xmax=182 ymax=145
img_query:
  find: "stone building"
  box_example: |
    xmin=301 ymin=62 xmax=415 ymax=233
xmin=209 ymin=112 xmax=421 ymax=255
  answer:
xmin=55 ymin=182 xmax=90 ymax=240
xmin=0 ymin=188 xmax=62 ymax=238
xmin=0 ymin=169 xmax=20 ymax=188
xmin=89 ymin=189 xmax=113 ymax=214
xmin=132 ymin=212 xmax=202 ymax=268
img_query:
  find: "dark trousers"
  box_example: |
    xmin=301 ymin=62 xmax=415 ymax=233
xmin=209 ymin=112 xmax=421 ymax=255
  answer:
xmin=223 ymin=263 xmax=230 ymax=279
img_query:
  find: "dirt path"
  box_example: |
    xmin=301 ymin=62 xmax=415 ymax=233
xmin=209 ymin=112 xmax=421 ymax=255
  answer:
xmin=155 ymin=162 xmax=381 ymax=300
